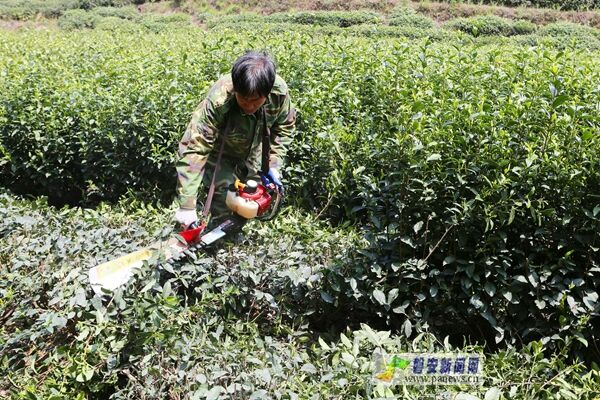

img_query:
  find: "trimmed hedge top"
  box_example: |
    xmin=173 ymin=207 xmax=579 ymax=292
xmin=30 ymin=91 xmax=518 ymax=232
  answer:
xmin=445 ymin=15 xmax=537 ymax=36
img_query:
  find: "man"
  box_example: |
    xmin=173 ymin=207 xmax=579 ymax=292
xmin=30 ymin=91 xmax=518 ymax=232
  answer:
xmin=174 ymin=51 xmax=296 ymax=228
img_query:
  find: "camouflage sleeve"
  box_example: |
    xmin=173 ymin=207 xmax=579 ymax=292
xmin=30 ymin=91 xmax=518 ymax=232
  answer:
xmin=269 ymin=92 xmax=296 ymax=171
xmin=175 ymin=98 xmax=224 ymax=209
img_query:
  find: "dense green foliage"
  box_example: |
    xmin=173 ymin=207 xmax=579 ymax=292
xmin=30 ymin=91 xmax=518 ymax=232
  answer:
xmin=280 ymin=33 xmax=599 ymax=354
xmin=202 ymin=9 xmax=600 ymax=43
xmin=1 ymin=10 xmax=600 ymax=397
xmin=1 ymin=27 xmax=599 ymax=354
xmin=204 ymin=12 xmax=263 ymax=28
xmin=0 ymin=0 xmax=146 ymax=20
xmin=388 ymin=6 xmax=437 ymax=29
xmin=341 ymin=24 xmax=455 ymax=40
xmin=1 ymin=192 xmax=599 ymax=398
xmin=512 ymin=21 xmax=600 ymax=49
xmin=539 ymin=20 xmax=600 ymax=39
xmin=204 ymin=13 xmax=454 ymax=41
xmin=444 ymin=15 xmax=536 ymax=36
xmin=266 ymin=10 xmax=382 ymax=27
xmin=1 ymin=26 xmax=599 ymax=358
xmin=57 ymin=7 xmax=192 ymax=31
xmin=0 ymin=0 xmax=79 ymax=20
xmin=206 ymin=10 xmax=383 ymax=29
xmin=209 ymin=22 xmax=461 ymax=41
xmin=91 ymin=5 xmax=139 ymax=19
xmin=440 ymin=0 xmax=600 ymax=11
xmin=58 ymin=9 xmax=98 ymax=29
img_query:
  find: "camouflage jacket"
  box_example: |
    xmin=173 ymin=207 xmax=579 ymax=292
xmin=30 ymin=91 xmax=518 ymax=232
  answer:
xmin=175 ymin=74 xmax=296 ymax=210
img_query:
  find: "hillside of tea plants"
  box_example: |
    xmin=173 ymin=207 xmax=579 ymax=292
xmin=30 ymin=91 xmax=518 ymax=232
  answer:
xmin=1 ymin=4 xmax=600 ymax=400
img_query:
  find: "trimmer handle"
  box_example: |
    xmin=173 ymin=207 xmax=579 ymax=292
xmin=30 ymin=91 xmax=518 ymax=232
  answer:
xmin=179 ymin=220 xmax=206 ymax=243
xmin=259 ymin=172 xmax=275 ymax=190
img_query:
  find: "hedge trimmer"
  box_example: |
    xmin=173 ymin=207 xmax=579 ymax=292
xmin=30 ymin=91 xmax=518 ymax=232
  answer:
xmin=89 ymin=105 xmax=283 ymax=295
xmin=88 ymin=176 xmax=282 ymax=295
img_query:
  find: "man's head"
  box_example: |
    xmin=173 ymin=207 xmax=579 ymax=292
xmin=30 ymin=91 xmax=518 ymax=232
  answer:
xmin=231 ymin=50 xmax=276 ymax=115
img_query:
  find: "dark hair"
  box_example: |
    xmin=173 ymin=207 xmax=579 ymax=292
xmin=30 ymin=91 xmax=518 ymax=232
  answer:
xmin=231 ymin=50 xmax=276 ymax=98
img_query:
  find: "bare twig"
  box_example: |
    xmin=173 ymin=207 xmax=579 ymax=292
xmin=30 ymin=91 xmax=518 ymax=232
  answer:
xmin=316 ymin=191 xmax=336 ymax=219
xmin=423 ymin=224 xmax=455 ymax=263
xmin=539 ymin=364 xmax=578 ymax=391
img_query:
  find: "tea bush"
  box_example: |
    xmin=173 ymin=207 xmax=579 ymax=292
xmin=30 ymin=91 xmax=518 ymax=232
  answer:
xmin=287 ymin=40 xmax=600 ymax=352
xmin=0 ymin=0 xmax=80 ymax=20
xmin=90 ymin=5 xmax=139 ymax=20
xmin=539 ymin=20 xmax=600 ymax=38
xmin=76 ymin=0 xmax=117 ymax=9
xmin=95 ymin=15 xmax=142 ymax=32
xmin=528 ymin=21 xmax=600 ymax=48
xmin=266 ymin=10 xmax=382 ymax=27
xmin=388 ymin=6 xmax=436 ymax=29
xmin=0 ymin=0 xmax=147 ymax=20
xmin=210 ymin=22 xmax=461 ymax=41
xmin=55 ymin=9 xmax=191 ymax=32
xmin=445 ymin=15 xmax=535 ymax=36
xmin=1 ymin=191 xmax=600 ymax=398
xmin=345 ymin=24 xmax=459 ymax=40
xmin=57 ymin=8 xmax=98 ymax=29
xmin=439 ymin=0 xmax=600 ymax=11
xmin=207 ymin=10 xmax=383 ymax=29
xmin=138 ymin=12 xmax=193 ymax=32
xmin=0 ymin=192 xmax=347 ymax=397
xmin=278 ymin=31 xmax=598 ymax=351
xmin=204 ymin=12 xmax=264 ymax=28
xmin=515 ymin=32 xmax=600 ymax=49
xmin=512 ymin=19 xmax=538 ymax=34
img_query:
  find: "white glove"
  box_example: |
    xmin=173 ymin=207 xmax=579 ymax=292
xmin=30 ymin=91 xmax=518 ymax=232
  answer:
xmin=175 ymin=208 xmax=198 ymax=228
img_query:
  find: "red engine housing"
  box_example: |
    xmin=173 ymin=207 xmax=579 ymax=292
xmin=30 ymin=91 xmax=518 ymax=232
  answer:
xmin=239 ymin=184 xmax=272 ymax=216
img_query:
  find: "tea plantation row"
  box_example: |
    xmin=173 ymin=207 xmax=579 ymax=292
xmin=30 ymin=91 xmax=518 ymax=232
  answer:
xmin=1 ymin=192 xmax=599 ymax=398
xmin=451 ymin=0 xmax=600 ymax=11
xmin=52 ymin=6 xmax=600 ymax=48
xmin=1 ymin=0 xmax=599 ymax=22
xmin=0 ymin=0 xmax=155 ymax=21
xmin=0 ymin=27 xmax=599 ymax=360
